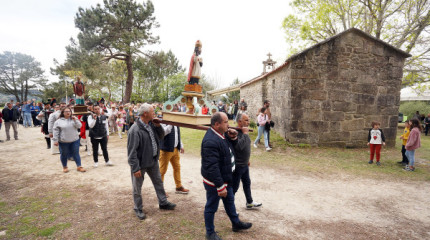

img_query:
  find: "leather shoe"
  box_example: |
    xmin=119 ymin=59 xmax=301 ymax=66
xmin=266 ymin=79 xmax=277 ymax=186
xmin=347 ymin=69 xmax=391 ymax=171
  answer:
xmin=232 ymin=221 xmax=252 ymax=232
xmin=134 ymin=209 xmax=146 ymax=220
xmin=159 ymin=201 xmax=176 ymax=210
xmin=206 ymin=232 xmax=222 ymax=240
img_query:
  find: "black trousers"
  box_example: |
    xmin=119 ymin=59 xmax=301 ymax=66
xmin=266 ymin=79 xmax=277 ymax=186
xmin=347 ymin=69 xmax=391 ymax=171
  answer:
xmin=401 ymin=145 xmax=409 ymax=164
xmin=425 ymin=124 xmax=429 ymax=136
xmin=91 ymin=136 xmax=109 ymax=163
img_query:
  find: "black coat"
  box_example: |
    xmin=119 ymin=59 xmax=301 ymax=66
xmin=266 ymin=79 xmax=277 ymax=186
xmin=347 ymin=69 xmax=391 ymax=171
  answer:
xmin=201 ymin=128 xmax=237 ymax=188
xmin=2 ymin=107 xmax=19 ymax=122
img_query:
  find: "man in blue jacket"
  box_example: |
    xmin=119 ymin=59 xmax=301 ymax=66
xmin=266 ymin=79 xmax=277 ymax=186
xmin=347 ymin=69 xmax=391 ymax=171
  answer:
xmin=201 ymin=112 xmax=252 ymax=240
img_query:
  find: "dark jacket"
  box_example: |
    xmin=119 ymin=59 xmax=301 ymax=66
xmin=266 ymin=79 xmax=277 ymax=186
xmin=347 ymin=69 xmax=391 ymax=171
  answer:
xmin=201 ymin=128 xmax=237 ymax=188
xmin=127 ymin=119 xmax=165 ymax=173
xmin=232 ymin=130 xmax=251 ymax=166
xmin=2 ymin=107 xmax=19 ymax=122
xmin=160 ymin=126 xmax=181 ymax=152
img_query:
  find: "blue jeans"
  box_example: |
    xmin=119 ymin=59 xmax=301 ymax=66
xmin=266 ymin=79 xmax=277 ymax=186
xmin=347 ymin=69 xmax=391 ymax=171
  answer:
xmin=232 ymin=165 xmax=253 ymax=204
xmin=23 ymin=112 xmax=32 ymax=127
xmin=254 ymin=126 xmax=269 ymax=148
xmin=204 ymin=184 xmax=239 ymax=235
xmin=405 ymin=149 xmax=415 ymax=166
xmin=59 ymin=140 xmax=82 ymax=167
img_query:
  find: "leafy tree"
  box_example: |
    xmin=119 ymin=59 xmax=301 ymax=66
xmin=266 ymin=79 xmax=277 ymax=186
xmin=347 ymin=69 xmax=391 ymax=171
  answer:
xmin=157 ymin=72 xmax=187 ymax=102
xmin=74 ymin=0 xmax=159 ymax=103
xmin=282 ymin=0 xmax=430 ymax=84
xmin=0 ymin=51 xmax=46 ymax=102
xmin=133 ymin=50 xmax=184 ymax=102
xmin=225 ymin=78 xmax=241 ymax=103
xmin=41 ymin=80 xmax=74 ymax=102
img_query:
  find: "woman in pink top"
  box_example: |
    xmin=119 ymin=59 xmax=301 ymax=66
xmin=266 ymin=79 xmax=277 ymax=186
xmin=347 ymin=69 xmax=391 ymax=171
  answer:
xmin=253 ymin=107 xmax=271 ymax=151
xmin=404 ymin=119 xmax=422 ymax=171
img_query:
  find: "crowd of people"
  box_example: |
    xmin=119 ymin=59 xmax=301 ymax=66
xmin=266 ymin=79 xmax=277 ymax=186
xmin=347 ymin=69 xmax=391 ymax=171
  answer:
xmin=3 ymin=95 xmax=427 ymax=239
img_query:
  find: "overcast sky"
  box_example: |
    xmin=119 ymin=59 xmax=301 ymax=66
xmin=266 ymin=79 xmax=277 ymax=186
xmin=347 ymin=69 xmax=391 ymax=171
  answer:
xmin=0 ymin=0 xmax=293 ymax=89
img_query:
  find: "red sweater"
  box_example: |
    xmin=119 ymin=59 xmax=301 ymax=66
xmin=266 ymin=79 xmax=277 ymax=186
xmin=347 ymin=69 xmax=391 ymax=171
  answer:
xmin=405 ymin=128 xmax=421 ymax=151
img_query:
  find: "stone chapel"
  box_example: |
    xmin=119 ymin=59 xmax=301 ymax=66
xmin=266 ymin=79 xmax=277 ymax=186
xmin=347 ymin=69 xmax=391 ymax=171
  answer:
xmin=240 ymin=28 xmax=411 ymax=147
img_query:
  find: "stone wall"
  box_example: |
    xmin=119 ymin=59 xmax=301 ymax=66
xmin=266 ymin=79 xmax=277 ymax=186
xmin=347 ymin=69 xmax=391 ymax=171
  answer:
xmin=287 ymin=32 xmax=405 ymax=147
xmin=240 ymin=30 xmax=407 ymax=147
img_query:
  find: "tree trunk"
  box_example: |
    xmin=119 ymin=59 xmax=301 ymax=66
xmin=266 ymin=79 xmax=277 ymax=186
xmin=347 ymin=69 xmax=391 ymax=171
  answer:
xmin=124 ymin=55 xmax=134 ymax=103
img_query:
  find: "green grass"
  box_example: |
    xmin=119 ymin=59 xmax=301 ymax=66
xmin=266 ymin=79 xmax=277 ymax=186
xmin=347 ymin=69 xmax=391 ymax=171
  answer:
xmin=181 ymin=125 xmax=430 ymax=181
xmin=0 ymin=190 xmax=73 ymax=239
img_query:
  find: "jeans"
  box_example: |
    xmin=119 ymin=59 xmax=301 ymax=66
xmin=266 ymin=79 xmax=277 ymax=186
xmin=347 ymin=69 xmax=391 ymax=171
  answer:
xmin=232 ymin=165 xmax=253 ymax=204
xmin=23 ymin=112 xmax=32 ymax=127
xmin=405 ymin=149 xmax=415 ymax=166
xmin=254 ymin=126 xmax=269 ymax=148
xmin=59 ymin=140 xmax=81 ymax=167
xmin=204 ymin=184 xmax=239 ymax=235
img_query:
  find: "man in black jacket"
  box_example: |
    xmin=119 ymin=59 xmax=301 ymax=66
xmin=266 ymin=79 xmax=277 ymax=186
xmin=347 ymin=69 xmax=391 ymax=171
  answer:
xmin=88 ymin=105 xmax=112 ymax=167
xmin=201 ymin=112 xmax=252 ymax=240
xmin=2 ymin=102 xmax=19 ymax=141
xmin=127 ymin=103 xmax=176 ymax=220
xmin=232 ymin=113 xmax=262 ymax=209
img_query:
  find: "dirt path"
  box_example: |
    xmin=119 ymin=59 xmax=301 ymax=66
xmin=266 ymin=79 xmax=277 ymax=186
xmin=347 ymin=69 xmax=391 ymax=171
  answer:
xmin=1 ymin=127 xmax=430 ymax=239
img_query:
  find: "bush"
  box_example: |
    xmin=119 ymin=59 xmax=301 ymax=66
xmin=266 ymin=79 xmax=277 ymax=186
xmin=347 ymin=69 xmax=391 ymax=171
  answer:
xmin=399 ymin=101 xmax=430 ymax=120
xmin=249 ymin=120 xmax=257 ymax=129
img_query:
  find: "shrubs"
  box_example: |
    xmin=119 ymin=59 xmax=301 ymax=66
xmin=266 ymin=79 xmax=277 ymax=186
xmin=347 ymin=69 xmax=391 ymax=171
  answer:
xmin=399 ymin=101 xmax=430 ymax=120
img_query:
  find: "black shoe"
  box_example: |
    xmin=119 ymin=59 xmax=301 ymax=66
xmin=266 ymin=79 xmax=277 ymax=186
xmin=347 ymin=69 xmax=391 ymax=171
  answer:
xmin=134 ymin=209 xmax=146 ymax=220
xmin=397 ymin=161 xmax=404 ymax=164
xmin=206 ymin=232 xmax=222 ymax=240
xmin=159 ymin=201 xmax=176 ymax=210
xmin=368 ymin=160 xmax=373 ymax=164
xmin=232 ymin=221 xmax=252 ymax=232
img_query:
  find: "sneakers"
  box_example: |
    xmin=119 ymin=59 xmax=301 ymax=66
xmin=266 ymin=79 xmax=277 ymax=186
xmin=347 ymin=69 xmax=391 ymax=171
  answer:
xmin=265 ymin=147 xmax=272 ymax=151
xmin=232 ymin=221 xmax=252 ymax=232
xmin=134 ymin=209 xmax=146 ymax=220
xmin=175 ymin=186 xmax=189 ymax=194
xmin=77 ymin=166 xmax=86 ymax=172
xmin=94 ymin=162 xmax=98 ymax=168
xmin=63 ymin=167 xmax=69 ymax=173
xmin=206 ymin=232 xmax=222 ymax=240
xmin=404 ymin=166 xmax=415 ymax=171
xmin=105 ymin=161 xmax=114 ymax=166
xmin=253 ymin=143 xmax=258 ymax=148
xmin=376 ymin=161 xmax=381 ymax=166
xmin=368 ymin=160 xmax=373 ymax=164
xmin=159 ymin=201 xmax=176 ymax=210
xmin=246 ymin=201 xmax=262 ymax=209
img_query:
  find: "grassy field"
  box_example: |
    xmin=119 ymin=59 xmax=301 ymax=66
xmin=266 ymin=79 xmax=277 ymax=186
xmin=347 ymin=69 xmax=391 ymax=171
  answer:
xmin=181 ymin=124 xmax=430 ymax=182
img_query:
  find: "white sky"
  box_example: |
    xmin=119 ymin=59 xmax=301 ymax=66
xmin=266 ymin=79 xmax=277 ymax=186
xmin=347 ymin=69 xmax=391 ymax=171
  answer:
xmin=0 ymin=0 xmax=292 ymax=88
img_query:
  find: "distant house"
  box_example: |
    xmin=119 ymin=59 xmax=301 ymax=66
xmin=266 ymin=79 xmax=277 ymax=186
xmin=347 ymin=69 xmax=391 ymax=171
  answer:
xmin=240 ymin=28 xmax=411 ymax=147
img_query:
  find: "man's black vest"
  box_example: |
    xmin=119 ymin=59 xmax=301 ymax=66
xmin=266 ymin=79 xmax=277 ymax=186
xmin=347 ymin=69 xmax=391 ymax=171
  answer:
xmin=160 ymin=126 xmax=181 ymax=152
xmin=89 ymin=115 xmax=107 ymax=138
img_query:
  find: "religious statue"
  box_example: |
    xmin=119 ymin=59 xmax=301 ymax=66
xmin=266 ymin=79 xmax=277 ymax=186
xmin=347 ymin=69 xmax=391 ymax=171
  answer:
xmin=73 ymin=77 xmax=85 ymax=105
xmin=187 ymin=40 xmax=203 ymax=85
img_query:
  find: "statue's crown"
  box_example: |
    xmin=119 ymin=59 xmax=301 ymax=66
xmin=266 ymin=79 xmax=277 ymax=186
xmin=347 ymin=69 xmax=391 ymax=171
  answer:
xmin=195 ymin=40 xmax=202 ymax=47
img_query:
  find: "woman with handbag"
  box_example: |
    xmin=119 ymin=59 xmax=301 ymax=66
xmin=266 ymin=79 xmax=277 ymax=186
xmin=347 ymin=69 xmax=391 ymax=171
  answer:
xmin=253 ymin=107 xmax=271 ymax=151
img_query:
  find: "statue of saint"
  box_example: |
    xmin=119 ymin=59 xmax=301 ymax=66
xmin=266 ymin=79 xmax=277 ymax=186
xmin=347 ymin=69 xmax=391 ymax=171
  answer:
xmin=187 ymin=40 xmax=203 ymax=85
xmin=73 ymin=77 xmax=85 ymax=105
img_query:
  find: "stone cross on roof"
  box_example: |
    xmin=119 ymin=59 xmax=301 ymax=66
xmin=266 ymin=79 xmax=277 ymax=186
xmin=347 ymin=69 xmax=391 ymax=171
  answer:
xmin=262 ymin=52 xmax=276 ymax=74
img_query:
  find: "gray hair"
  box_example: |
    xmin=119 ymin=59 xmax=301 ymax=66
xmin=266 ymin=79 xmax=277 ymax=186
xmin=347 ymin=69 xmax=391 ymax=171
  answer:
xmin=138 ymin=103 xmax=152 ymax=116
xmin=236 ymin=113 xmax=243 ymax=121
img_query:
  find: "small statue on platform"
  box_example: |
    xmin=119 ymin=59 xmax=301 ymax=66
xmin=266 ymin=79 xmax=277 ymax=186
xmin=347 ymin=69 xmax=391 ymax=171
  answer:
xmin=187 ymin=40 xmax=203 ymax=85
xmin=73 ymin=77 xmax=85 ymax=105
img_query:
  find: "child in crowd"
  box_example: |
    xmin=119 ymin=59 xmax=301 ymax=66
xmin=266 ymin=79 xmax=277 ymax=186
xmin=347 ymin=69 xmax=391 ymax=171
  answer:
xmin=367 ymin=121 xmax=386 ymax=166
xmin=404 ymin=119 xmax=422 ymax=172
xmin=116 ymin=112 xmax=125 ymax=139
xmin=398 ymin=120 xmax=411 ymax=166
